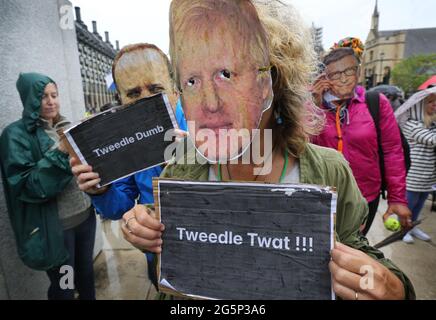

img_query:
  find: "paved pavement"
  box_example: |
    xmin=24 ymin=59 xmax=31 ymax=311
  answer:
xmin=366 ymin=197 xmax=436 ymax=300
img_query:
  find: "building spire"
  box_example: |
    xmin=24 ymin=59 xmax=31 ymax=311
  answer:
xmin=371 ymin=0 xmax=379 ymax=34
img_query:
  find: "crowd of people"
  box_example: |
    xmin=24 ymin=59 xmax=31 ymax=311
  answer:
xmin=0 ymin=0 xmax=434 ymax=300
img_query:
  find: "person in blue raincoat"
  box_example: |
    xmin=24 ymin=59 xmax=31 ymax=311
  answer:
xmin=70 ymin=43 xmax=187 ymax=286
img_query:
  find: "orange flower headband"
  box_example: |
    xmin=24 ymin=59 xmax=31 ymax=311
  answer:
xmin=330 ymin=37 xmax=365 ymax=61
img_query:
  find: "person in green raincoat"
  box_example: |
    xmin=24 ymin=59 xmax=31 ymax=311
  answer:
xmin=0 ymin=72 xmax=95 ymax=300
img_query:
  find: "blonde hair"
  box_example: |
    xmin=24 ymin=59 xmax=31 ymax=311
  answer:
xmin=256 ymin=2 xmax=324 ymax=156
xmin=169 ymin=0 xmax=269 ymax=87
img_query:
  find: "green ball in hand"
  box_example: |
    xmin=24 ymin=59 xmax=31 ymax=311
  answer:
xmin=384 ymin=217 xmax=401 ymax=232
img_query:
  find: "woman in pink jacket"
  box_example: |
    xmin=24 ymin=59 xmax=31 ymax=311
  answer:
xmin=311 ymin=39 xmax=412 ymax=235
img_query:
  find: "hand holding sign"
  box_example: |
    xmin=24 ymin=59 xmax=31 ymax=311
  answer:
xmin=70 ymin=157 xmax=108 ymax=195
xmin=56 ymin=128 xmax=70 ymax=154
xmin=121 ymin=204 xmax=164 ymax=253
xmin=329 ymin=242 xmax=405 ymax=300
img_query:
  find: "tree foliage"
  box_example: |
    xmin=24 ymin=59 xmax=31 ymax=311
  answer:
xmin=391 ymin=54 xmax=436 ymax=94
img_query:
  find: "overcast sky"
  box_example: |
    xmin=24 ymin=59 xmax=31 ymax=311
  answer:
xmin=70 ymin=0 xmax=436 ymax=54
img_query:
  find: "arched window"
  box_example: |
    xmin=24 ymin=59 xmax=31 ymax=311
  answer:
xmin=383 ymin=67 xmax=391 ymax=85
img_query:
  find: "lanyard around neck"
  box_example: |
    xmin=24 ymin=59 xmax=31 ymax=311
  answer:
xmin=333 ymin=101 xmax=347 ymax=154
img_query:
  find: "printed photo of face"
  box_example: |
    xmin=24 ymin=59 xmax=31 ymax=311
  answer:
xmin=325 ymin=55 xmax=359 ymax=100
xmin=176 ymin=18 xmax=273 ymax=162
xmin=114 ymin=46 xmax=178 ymax=108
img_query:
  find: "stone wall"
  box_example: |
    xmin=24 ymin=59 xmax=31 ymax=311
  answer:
xmin=0 ymin=0 xmax=102 ymax=300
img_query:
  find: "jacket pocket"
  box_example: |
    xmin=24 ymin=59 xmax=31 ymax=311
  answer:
xmin=20 ymin=228 xmax=47 ymax=270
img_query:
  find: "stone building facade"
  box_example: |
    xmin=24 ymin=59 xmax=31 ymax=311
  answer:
xmin=361 ymin=1 xmax=436 ymax=88
xmin=74 ymin=7 xmax=119 ymax=113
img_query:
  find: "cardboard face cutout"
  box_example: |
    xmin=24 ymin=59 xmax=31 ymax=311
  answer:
xmin=325 ymin=55 xmax=359 ymax=100
xmin=172 ymin=1 xmax=273 ymax=163
xmin=114 ymin=46 xmax=178 ymax=108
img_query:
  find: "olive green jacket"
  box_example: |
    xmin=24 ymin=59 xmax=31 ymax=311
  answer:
xmin=160 ymin=142 xmax=415 ymax=299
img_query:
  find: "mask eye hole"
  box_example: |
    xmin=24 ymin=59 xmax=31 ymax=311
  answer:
xmin=186 ymin=78 xmax=197 ymax=87
xmin=218 ymin=69 xmax=231 ymax=80
xmin=182 ymin=76 xmax=201 ymax=93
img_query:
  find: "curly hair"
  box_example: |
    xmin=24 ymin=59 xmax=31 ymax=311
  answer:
xmin=255 ymin=2 xmax=325 ymax=157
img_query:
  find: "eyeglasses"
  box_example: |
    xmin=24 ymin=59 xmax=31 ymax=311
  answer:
xmin=326 ymin=66 xmax=358 ymax=81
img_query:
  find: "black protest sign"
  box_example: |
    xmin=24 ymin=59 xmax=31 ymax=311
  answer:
xmin=64 ymin=94 xmax=177 ymax=186
xmin=154 ymin=179 xmax=336 ymax=300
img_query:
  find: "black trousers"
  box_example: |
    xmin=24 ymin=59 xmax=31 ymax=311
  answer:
xmin=46 ymin=211 xmax=96 ymax=300
xmin=362 ymin=196 xmax=381 ymax=236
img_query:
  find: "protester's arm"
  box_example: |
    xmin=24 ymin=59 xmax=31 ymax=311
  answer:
xmin=334 ymin=155 xmax=415 ymax=300
xmin=408 ymin=121 xmax=436 ymax=146
xmin=92 ymin=175 xmax=139 ymax=220
xmin=120 ymin=159 xmax=192 ymax=252
xmin=92 ymin=165 xmax=163 ymax=220
xmin=0 ymin=130 xmax=72 ymax=203
xmin=378 ymin=95 xmax=408 ymax=206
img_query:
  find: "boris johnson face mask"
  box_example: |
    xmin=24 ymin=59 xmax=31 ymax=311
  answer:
xmin=173 ymin=1 xmax=273 ymax=163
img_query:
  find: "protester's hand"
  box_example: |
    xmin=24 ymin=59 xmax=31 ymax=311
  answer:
xmin=383 ymin=203 xmax=413 ymax=230
xmin=58 ymin=140 xmax=69 ymax=154
xmin=57 ymin=128 xmax=69 ymax=154
xmin=330 ymin=242 xmax=405 ymax=300
xmin=121 ymin=204 xmax=164 ymax=253
xmin=310 ymin=74 xmax=332 ymax=106
xmin=70 ymin=156 xmax=109 ymax=195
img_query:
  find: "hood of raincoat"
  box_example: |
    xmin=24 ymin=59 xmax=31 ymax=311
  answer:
xmin=395 ymin=86 xmax=436 ymax=126
xmin=16 ymin=72 xmax=56 ymax=133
